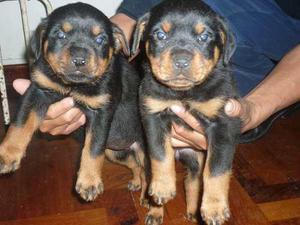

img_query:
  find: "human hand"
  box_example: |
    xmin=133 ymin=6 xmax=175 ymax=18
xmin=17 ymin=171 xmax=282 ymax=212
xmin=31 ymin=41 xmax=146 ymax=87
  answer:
xmin=170 ymin=98 xmax=257 ymax=150
xmin=110 ymin=13 xmax=136 ymax=43
xmin=13 ymin=79 xmax=86 ymax=135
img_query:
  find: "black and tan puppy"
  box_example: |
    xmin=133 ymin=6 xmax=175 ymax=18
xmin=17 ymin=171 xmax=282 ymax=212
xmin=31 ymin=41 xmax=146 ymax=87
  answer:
xmin=132 ymin=0 xmax=241 ymax=224
xmin=0 ymin=2 xmax=146 ymax=202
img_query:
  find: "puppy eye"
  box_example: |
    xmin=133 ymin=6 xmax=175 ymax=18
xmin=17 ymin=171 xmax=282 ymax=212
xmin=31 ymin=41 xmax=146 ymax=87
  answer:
xmin=57 ymin=31 xmax=66 ymax=39
xmin=197 ymin=32 xmax=212 ymax=43
xmin=156 ymin=31 xmax=167 ymax=40
xmin=95 ymin=35 xmax=105 ymax=45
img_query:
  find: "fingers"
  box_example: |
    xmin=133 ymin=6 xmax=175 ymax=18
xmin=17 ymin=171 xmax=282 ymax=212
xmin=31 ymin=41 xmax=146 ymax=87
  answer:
xmin=45 ymin=97 xmax=75 ymax=119
xmin=40 ymin=97 xmax=86 ymax=135
xmin=171 ymin=123 xmax=207 ymax=150
xmin=224 ymin=99 xmax=242 ymax=117
xmin=47 ymin=114 xmax=86 ymax=135
xmin=170 ymin=105 xmax=204 ymax=133
xmin=224 ymin=98 xmax=256 ymax=132
xmin=13 ymin=79 xmax=31 ymax=95
xmin=40 ymin=107 xmax=84 ymax=133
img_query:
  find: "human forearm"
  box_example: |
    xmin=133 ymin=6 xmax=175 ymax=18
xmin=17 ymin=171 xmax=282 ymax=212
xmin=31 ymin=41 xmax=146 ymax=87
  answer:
xmin=243 ymin=44 xmax=300 ymax=131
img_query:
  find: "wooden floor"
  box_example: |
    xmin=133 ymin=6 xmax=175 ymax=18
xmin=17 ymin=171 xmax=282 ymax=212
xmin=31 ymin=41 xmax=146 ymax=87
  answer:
xmin=0 ymin=69 xmax=300 ymax=225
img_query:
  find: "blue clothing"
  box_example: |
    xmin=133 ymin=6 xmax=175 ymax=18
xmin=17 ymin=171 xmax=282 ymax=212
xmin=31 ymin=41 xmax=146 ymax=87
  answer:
xmin=118 ymin=0 xmax=300 ymax=96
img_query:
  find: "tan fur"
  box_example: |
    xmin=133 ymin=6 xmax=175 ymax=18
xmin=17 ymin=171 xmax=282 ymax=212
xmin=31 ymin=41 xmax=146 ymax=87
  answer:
xmin=43 ymin=40 xmax=48 ymax=56
xmin=143 ymin=96 xmax=182 ymax=114
xmin=162 ymin=21 xmax=172 ymax=33
xmin=76 ymin=131 xmax=105 ymax=200
xmin=190 ymin=51 xmax=216 ymax=85
xmin=105 ymin=149 xmax=142 ymax=190
xmin=71 ymin=93 xmax=110 ymax=109
xmin=189 ymin=97 xmax=225 ymax=118
xmin=220 ymin=31 xmax=226 ymax=45
xmin=94 ymin=47 xmax=113 ymax=77
xmin=143 ymin=96 xmax=225 ymax=118
xmin=92 ymin=25 xmax=102 ymax=36
xmin=195 ymin=23 xmax=205 ymax=34
xmin=46 ymin=52 xmax=63 ymax=74
xmin=0 ymin=111 xmax=41 ymax=172
xmin=201 ymin=160 xmax=231 ymax=224
xmin=146 ymin=205 xmax=164 ymax=225
xmin=62 ymin=22 xmax=73 ymax=33
xmin=146 ymin=47 xmax=173 ymax=82
xmin=214 ymin=46 xmax=221 ymax=64
xmin=150 ymin=135 xmax=176 ymax=204
xmin=185 ymin=152 xmax=205 ymax=221
xmin=31 ymin=69 xmax=70 ymax=95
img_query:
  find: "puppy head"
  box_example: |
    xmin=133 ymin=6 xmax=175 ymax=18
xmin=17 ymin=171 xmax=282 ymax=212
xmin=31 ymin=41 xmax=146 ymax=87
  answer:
xmin=132 ymin=0 xmax=235 ymax=90
xmin=31 ymin=2 xmax=129 ymax=84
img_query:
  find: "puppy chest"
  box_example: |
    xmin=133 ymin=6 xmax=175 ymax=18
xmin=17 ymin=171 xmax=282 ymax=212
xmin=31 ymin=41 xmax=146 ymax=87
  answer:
xmin=143 ymin=96 xmax=225 ymax=119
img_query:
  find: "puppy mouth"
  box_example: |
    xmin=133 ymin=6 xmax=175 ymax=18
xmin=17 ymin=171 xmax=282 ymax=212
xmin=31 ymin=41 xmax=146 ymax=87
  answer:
xmin=159 ymin=75 xmax=196 ymax=90
xmin=58 ymin=71 xmax=95 ymax=84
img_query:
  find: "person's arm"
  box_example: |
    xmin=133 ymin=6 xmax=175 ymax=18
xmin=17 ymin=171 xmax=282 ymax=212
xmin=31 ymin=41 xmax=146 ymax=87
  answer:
xmin=170 ymin=44 xmax=300 ymax=149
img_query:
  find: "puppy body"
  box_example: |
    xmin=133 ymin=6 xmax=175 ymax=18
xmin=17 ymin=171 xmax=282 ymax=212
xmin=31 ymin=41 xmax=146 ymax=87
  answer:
xmin=133 ymin=0 xmax=241 ymax=224
xmin=0 ymin=3 xmax=145 ymax=202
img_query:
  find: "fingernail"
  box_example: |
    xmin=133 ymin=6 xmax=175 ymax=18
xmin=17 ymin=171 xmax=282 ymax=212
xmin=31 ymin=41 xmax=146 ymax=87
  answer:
xmin=225 ymin=101 xmax=234 ymax=113
xmin=63 ymin=97 xmax=74 ymax=107
xmin=170 ymin=105 xmax=185 ymax=114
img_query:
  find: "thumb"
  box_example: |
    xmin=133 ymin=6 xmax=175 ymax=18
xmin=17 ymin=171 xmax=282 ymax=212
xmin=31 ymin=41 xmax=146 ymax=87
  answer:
xmin=224 ymin=99 xmax=242 ymax=117
xmin=13 ymin=79 xmax=31 ymax=95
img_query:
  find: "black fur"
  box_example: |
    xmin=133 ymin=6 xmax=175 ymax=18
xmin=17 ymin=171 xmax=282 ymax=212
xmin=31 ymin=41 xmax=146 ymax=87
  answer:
xmin=0 ymin=3 xmax=144 ymax=200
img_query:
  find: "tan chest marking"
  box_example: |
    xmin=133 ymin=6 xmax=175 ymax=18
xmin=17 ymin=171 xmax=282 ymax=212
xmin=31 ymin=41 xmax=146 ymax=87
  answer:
xmin=32 ymin=69 xmax=70 ymax=95
xmin=143 ymin=96 xmax=225 ymax=118
xmin=143 ymin=97 xmax=182 ymax=114
xmin=71 ymin=92 xmax=111 ymax=109
xmin=189 ymin=97 xmax=225 ymax=118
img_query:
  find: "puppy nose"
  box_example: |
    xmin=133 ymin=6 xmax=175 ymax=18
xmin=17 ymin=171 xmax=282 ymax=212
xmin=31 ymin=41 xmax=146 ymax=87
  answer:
xmin=174 ymin=57 xmax=190 ymax=69
xmin=72 ymin=57 xmax=86 ymax=67
xmin=172 ymin=49 xmax=193 ymax=69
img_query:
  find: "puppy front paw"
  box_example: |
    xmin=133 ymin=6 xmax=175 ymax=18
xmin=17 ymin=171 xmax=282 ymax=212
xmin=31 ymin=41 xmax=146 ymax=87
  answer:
xmin=201 ymin=201 xmax=230 ymax=225
xmin=128 ymin=178 xmax=141 ymax=192
xmin=0 ymin=146 xmax=23 ymax=174
xmin=145 ymin=207 xmax=164 ymax=225
xmin=148 ymin=180 xmax=176 ymax=205
xmin=185 ymin=213 xmax=198 ymax=223
xmin=75 ymin=173 xmax=104 ymax=201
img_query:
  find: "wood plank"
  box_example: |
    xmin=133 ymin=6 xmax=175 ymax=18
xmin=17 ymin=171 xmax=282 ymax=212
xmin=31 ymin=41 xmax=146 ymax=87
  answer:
xmin=227 ymin=177 xmax=269 ymax=225
xmin=272 ymin=217 xmax=300 ymax=225
xmin=259 ymin=198 xmax=300 ymax=221
xmin=239 ymin=142 xmax=290 ymax=185
xmin=250 ymin=181 xmax=300 ymax=204
xmin=0 ymin=208 xmax=107 ymax=225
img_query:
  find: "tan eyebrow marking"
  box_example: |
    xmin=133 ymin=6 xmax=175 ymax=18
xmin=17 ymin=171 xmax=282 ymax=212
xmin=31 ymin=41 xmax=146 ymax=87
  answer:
xmin=92 ymin=25 xmax=102 ymax=36
xmin=161 ymin=21 xmax=172 ymax=33
xmin=62 ymin=22 xmax=73 ymax=32
xmin=195 ymin=23 xmax=205 ymax=34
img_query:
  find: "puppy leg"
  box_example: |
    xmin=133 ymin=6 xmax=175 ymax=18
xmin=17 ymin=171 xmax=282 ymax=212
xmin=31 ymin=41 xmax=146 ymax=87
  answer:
xmin=105 ymin=148 xmax=142 ymax=192
xmin=76 ymin=106 xmax=114 ymax=201
xmin=179 ymin=150 xmax=205 ymax=223
xmin=0 ymin=85 xmax=50 ymax=173
xmin=200 ymin=122 xmax=237 ymax=225
xmin=76 ymin=130 xmax=105 ymax=201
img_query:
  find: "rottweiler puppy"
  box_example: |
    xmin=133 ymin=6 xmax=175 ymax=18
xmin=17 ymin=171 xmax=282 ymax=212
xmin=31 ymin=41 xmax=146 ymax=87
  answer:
xmin=132 ymin=0 xmax=241 ymax=224
xmin=0 ymin=2 xmax=146 ymax=202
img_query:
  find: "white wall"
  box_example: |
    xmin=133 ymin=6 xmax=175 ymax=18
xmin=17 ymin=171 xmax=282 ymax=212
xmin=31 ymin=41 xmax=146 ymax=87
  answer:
xmin=0 ymin=0 xmax=122 ymax=65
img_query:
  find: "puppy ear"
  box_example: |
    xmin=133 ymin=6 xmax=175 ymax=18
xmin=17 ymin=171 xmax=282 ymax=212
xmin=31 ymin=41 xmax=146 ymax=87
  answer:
xmin=112 ymin=23 xmax=130 ymax=57
xmin=29 ymin=18 xmax=48 ymax=61
xmin=131 ymin=13 xmax=150 ymax=59
xmin=217 ymin=16 xmax=236 ymax=65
